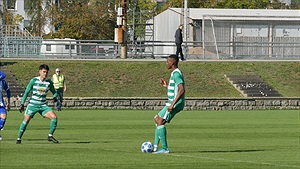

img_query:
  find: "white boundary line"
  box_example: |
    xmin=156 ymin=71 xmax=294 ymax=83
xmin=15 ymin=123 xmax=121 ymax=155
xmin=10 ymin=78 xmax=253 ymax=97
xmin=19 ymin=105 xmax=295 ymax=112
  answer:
xmin=169 ymin=153 xmax=300 ymax=168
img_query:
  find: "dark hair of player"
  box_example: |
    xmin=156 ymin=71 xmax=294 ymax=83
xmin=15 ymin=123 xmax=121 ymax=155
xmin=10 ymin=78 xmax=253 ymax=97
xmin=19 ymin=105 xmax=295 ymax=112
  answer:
xmin=169 ymin=54 xmax=179 ymax=66
xmin=39 ymin=64 xmax=49 ymax=71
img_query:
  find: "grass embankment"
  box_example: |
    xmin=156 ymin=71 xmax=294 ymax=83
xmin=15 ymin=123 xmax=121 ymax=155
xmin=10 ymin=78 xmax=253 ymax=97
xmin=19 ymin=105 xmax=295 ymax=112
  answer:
xmin=2 ymin=60 xmax=300 ymax=97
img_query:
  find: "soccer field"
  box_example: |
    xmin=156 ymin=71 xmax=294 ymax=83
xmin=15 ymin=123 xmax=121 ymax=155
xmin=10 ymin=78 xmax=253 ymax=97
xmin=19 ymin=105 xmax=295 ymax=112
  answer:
xmin=0 ymin=109 xmax=299 ymax=169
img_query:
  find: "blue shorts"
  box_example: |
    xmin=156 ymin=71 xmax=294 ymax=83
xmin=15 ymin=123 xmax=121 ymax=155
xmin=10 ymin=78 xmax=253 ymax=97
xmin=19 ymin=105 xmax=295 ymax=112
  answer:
xmin=0 ymin=107 xmax=7 ymax=115
xmin=157 ymin=105 xmax=183 ymax=123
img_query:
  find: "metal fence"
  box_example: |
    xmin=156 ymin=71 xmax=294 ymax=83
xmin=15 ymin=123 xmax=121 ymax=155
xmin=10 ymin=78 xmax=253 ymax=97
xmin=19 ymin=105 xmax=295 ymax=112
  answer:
xmin=1 ymin=39 xmax=300 ymax=60
xmin=1 ymin=24 xmax=300 ymax=60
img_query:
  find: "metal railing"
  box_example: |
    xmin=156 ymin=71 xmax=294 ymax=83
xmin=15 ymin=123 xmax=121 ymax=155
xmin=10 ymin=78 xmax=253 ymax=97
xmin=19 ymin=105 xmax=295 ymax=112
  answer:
xmin=1 ymin=39 xmax=300 ymax=60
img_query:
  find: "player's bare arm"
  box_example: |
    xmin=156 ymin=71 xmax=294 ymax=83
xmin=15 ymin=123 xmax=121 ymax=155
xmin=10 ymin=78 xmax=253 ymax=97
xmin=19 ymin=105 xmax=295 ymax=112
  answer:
xmin=160 ymin=78 xmax=167 ymax=88
xmin=6 ymin=98 xmax=10 ymax=112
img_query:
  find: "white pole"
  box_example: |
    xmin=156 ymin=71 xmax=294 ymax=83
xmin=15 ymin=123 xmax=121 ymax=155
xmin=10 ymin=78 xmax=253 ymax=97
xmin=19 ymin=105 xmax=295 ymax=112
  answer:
xmin=184 ymin=0 xmax=188 ymax=57
xmin=202 ymin=16 xmax=205 ymax=59
xmin=184 ymin=0 xmax=188 ymax=41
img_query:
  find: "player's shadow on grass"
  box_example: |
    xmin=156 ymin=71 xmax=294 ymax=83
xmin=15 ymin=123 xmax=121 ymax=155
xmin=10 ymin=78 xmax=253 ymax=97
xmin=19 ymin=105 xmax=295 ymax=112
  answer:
xmin=68 ymin=141 xmax=91 ymax=144
xmin=26 ymin=139 xmax=91 ymax=144
xmin=199 ymin=149 xmax=265 ymax=153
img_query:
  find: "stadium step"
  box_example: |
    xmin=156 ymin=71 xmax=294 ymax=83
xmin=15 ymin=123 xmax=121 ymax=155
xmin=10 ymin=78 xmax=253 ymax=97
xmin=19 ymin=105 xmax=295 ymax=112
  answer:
xmin=0 ymin=64 xmax=25 ymax=97
xmin=225 ymin=74 xmax=282 ymax=97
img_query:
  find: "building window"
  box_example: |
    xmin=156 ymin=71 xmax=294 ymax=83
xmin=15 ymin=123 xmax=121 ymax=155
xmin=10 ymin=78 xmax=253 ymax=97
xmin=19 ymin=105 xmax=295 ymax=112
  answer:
xmin=65 ymin=45 xmax=75 ymax=50
xmin=7 ymin=0 xmax=16 ymax=9
xmin=46 ymin=45 xmax=51 ymax=51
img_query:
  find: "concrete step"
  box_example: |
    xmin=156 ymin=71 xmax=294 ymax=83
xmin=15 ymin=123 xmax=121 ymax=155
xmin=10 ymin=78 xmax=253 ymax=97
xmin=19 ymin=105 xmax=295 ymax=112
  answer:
xmin=225 ymin=74 xmax=282 ymax=97
xmin=0 ymin=65 xmax=25 ymax=97
xmin=245 ymin=93 xmax=282 ymax=97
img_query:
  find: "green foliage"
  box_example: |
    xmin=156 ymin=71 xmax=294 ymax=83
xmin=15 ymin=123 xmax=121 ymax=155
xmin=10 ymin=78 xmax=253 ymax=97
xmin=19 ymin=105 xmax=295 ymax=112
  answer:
xmin=3 ymin=61 xmax=300 ymax=97
xmin=267 ymin=0 xmax=290 ymax=9
xmin=1 ymin=0 xmax=14 ymax=25
xmin=291 ymin=1 xmax=300 ymax=9
xmin=12 ymin=14 xmax=24 ymax=25
xmin=137 ymin=0 xmax=157 ymax=10
xmin=197 ymin=0 xmax=220 ymax=8
xmin=25 ymin=0 xmax=46 ymax=36
xmin=47 ymin=0 xmax=116 ymax=40
xmin=0 ymin=2 xmax=3 ymax=21
xmin=1 ymin=109 xmax=299 ymax=169
xmin=127 ymin=0 xmax=157 ymax=40
xmin=160 ymin=0 xmax=183 ymax=10
xmin=24 ymin=0 xmax=117 ymax=39
xmin=160 ymin=0 xmax=298 ymax=10
xmin=216 ymin=0 xmax=269 ymax=9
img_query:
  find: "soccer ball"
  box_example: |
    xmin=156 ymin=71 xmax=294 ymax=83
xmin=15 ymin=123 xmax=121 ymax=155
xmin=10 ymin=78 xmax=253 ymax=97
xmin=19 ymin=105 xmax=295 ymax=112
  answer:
xmin=141 ymin=141 xmax=153 ymax=153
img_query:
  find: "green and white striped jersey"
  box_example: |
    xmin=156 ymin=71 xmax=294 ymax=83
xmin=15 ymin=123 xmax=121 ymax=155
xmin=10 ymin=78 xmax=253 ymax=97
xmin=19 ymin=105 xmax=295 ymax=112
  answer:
xmin=21 ymin=77 xmax=57 ymax=106
xmin=166 ymin=68 xmax=185 ymax=108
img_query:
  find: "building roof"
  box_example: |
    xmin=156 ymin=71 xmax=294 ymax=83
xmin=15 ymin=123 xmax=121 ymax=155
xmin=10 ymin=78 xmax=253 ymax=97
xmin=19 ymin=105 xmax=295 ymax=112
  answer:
xmin=169 ymin=8 xmax=300 ymax=21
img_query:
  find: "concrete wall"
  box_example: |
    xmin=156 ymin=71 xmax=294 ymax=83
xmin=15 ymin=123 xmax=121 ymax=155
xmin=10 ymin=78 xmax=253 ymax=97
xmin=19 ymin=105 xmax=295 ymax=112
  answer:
xmin=8 ymin=97 xmax=300 ymax=110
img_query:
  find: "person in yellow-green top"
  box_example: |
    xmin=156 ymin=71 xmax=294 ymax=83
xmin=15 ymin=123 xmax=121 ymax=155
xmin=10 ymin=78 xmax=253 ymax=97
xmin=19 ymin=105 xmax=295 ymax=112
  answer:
xmin=51 ymin=68 xmax=66 ymax=111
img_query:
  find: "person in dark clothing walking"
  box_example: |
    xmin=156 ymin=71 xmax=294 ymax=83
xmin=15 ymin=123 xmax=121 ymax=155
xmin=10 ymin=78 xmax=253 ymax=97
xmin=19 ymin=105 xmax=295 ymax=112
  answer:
xmin=174 ymin=25 xmax=185 ymax=61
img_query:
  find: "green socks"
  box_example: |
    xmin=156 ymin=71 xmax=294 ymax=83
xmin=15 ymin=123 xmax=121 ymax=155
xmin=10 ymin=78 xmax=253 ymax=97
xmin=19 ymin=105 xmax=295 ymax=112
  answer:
xmin=49 ymin=118 xmax=58 ymax=135
xmin=156 ymin=125 xmax=168 ymax=150
xmin=17 ymin=118 xmax=57 ymax=140
xmin=154 ymin=126 xmax=160 ymax=147
xmin=18 ymin=120 xmax=28 ymax=139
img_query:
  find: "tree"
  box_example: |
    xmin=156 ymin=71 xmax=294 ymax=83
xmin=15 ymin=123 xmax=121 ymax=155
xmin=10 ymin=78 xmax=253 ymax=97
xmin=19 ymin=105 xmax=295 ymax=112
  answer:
xmin=216 ymin=0 xmax=269 ymax=9
xmin=1 ymin=0 xmax=14 ymax=25
xmin=197 ymin=0 xmax=220 ymax=8
xmin=23 ymin=0 xmax=118 ymax=39
xmin=290 ymin=1 xmax=300 ymax=9
xmin=25 ymin=0 xmax=53 ymax=36
xmin=46 ymin=0 xmax=117 ymax=40
xmin=267 ymin=0 xmax=289 ymax=9
xmin=159 ymin=0 xmax=272 ymax=10
xmin=0 ymin=1 xmax=3 ymax=23
xmin=127 ymin=0 xmax=157 ymax=40
xmin=12 ymin=14 xmax=24 ymax=26
xmin=158 ymin=0 xmax=182 ymax=11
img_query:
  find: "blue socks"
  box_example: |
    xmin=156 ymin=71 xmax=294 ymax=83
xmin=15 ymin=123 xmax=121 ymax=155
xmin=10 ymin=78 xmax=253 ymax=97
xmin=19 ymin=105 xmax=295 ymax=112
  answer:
xmin=0 ymin=118 xmax=6 ymax=130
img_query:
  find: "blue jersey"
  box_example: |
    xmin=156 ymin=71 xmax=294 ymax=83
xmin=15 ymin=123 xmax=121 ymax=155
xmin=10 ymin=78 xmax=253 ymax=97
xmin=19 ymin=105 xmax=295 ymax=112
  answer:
xmin=0 ymin=71 xmax=11 ymax=108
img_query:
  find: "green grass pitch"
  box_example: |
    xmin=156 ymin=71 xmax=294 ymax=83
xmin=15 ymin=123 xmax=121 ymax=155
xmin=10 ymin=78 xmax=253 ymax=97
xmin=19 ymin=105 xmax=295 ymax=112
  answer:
xmin=0 ymin=109 xmax=299 ymax=169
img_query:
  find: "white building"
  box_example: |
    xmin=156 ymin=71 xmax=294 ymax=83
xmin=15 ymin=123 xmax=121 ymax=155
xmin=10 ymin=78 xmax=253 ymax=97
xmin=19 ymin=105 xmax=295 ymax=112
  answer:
xmin=40 ymin=38 xmax=77 ymax=56
xmin=152 ymin=8 xmax=300 ymax=59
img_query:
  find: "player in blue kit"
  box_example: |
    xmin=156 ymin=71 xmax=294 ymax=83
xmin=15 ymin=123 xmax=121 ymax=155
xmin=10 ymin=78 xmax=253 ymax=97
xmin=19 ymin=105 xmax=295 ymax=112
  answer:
xmin=0 ymin=71 xmax=11 ymax=141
